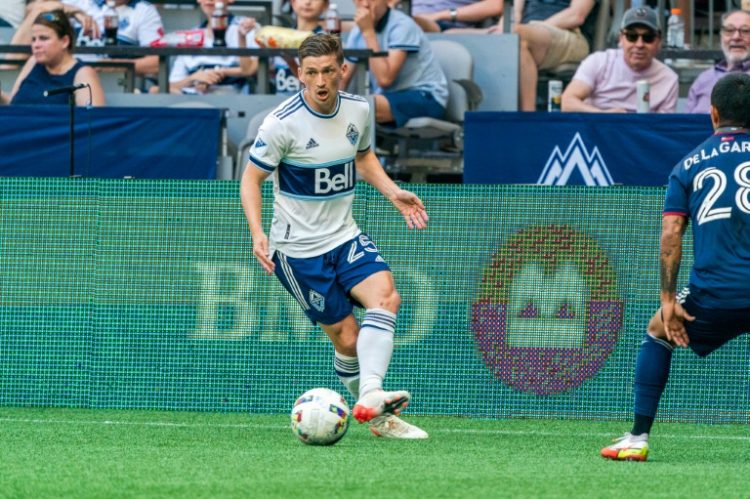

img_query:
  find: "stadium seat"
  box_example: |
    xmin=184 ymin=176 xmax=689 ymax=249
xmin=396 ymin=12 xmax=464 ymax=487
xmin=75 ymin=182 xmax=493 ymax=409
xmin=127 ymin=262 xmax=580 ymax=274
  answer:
xmin=375 ymin=39 xmax=482 ymax=182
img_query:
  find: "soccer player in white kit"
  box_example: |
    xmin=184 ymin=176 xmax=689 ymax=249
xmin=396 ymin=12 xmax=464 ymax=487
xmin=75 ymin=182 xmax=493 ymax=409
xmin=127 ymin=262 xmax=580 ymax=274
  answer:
xmin=240 ymin=33 xmax=429 ymax=439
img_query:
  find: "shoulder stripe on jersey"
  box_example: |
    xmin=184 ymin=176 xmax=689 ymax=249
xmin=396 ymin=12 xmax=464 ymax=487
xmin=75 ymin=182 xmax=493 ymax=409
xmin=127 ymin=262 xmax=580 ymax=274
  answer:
xmin=278 ymin=254 xmax=310 ymax=311
xmin=274 ymin=95 xmax=303 ymax=118
xmin=275 ymin=93 xmax=301 ymax=113
xmin=249 ymin=154 xmax=276 ymax=172
xmin=276 ymin=100 xmax=305 ymax=120
xmin=339 ymin=91 xmax=366 ymax=102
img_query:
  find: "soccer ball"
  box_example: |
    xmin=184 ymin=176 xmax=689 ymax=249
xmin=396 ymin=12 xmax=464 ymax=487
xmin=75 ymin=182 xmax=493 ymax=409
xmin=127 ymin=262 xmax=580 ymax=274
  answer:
xmin=290 ymin=388 xmax=350 ymax=445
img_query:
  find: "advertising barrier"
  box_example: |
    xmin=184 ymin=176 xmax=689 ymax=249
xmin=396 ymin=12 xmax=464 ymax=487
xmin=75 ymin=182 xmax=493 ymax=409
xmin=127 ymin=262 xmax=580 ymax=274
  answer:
xmin=0 ymin=179 xmax=747 ymax=423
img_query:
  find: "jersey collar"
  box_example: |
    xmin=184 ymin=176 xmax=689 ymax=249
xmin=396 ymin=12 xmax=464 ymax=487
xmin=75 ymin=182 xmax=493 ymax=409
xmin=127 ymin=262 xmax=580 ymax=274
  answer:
xmin=375 ymin=8 xmax=390 ymax=33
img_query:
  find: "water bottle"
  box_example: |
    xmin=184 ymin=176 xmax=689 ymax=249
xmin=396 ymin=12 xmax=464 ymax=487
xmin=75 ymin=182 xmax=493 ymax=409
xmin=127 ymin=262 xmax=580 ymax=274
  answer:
xmin=325 ymin=3 xmax=341 ymax=36
xmin=103 ymin=0 xmax=118 ymax=46
xmin=211 ymin=1 xmax=228 ymax=47
xmin=666 ymin=8 xmax=685 ymax=48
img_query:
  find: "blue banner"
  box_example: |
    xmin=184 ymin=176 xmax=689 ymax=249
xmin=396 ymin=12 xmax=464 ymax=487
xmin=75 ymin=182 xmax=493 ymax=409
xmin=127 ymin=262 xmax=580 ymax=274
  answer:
xmin=464 ymin=112 xmax=713 ymax=186
xmin=0 ymin=106 xmax=222 ymax=179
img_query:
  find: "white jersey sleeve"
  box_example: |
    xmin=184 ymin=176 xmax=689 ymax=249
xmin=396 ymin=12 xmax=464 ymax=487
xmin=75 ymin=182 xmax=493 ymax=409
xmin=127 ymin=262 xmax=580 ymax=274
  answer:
xmin=133 ymin=1 xmax=164 ymax=46
xmin=248 ymin=111 xmax=289 ymax=173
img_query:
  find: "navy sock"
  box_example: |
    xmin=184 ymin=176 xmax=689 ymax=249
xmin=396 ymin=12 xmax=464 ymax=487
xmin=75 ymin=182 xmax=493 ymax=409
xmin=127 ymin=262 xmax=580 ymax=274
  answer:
xmin=632 ymin=334 xmax=674 ymax=435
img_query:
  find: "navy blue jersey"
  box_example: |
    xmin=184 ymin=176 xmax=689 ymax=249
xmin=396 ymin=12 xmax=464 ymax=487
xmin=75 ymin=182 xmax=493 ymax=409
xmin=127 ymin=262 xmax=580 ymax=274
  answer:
xmin=663 ymin=129 xmax=750 ymax=308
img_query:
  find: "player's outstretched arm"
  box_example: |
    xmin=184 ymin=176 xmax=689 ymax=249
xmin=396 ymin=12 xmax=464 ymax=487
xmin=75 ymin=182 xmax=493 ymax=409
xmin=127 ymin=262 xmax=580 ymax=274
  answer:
xmin=354 ymin=149 xmax=429 ymax=230
xmin=240 ymin=163 xmax=275 ymax=274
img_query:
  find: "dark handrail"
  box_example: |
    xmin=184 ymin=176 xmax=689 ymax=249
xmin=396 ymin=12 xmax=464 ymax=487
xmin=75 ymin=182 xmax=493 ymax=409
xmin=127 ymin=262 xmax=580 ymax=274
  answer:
xmin=0 ymin=45 xmax=381 ymax=94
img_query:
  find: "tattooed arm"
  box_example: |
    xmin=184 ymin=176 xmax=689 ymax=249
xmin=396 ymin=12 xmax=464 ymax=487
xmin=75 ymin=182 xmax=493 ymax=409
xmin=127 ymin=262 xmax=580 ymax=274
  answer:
xmin=659 ymin=214 xmax=694 ymax=346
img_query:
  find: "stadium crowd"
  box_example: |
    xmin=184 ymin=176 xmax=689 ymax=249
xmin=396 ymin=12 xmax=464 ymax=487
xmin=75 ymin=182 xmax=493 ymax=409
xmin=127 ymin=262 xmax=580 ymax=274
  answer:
xmin=0 ymin=0 xmax=749 ymax=173
xmin=0 ymin=0 xmax=748 ymax=108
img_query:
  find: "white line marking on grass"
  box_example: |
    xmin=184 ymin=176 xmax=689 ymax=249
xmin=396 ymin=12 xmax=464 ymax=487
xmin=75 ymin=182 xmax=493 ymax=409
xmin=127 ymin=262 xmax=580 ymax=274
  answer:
xmin=0 ymin=417 xmax=748 ymax=441
xmin=0 ymin=418 xmax=284 ymax=430
xmin=433 ymin=428 xmax=750 ymax=441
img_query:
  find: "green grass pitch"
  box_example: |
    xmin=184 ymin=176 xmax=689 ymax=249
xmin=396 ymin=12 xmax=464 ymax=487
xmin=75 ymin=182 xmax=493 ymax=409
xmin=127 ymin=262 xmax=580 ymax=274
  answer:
xmin=1 ymin=407 xmax=748 ymax=498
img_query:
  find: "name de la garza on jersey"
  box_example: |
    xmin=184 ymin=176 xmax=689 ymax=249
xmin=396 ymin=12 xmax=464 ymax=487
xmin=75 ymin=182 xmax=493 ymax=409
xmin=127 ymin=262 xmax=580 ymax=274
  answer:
xmin=248 ymin=91 xmax=373 ymax=258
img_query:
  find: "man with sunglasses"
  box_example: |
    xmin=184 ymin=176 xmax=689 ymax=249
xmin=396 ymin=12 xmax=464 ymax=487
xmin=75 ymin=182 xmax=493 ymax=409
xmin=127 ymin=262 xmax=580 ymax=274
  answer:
xmin=561 ymin=6 xmax=677 ymax=113
xmin=686 ymin=10 xmax=750 ymax=114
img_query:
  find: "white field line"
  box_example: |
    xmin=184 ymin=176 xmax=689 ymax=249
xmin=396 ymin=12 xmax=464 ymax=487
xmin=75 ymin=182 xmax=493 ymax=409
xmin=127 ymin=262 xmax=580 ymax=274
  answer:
xmin=0 ymin=417 xmax=748 ymax=441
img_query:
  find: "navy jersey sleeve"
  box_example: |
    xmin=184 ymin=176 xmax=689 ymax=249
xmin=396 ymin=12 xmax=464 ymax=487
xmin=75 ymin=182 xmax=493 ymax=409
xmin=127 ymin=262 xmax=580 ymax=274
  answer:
xmin=663 ymin=163 xmax=690 ymax=217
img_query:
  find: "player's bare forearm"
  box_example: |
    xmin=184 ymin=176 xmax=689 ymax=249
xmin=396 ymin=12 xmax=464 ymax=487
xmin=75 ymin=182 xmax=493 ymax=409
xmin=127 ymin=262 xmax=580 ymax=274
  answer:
xmin=355 ymin=149 xmax=397 ymax=197
xmin=355 ymin=150 xmax=428 ymax=229
xmin=239 ymin=163 xmax=268 ymax=237
xmin=240 ymin=163 xmax=275 ymax=273
xmin=659 ymin=215 xmax=687 ymax=303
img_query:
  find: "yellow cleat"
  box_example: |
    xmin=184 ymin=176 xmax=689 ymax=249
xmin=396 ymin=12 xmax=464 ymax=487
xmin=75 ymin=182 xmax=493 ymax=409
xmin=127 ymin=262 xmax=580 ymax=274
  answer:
xmin=601 ymin=433 xmax=649 ymax=461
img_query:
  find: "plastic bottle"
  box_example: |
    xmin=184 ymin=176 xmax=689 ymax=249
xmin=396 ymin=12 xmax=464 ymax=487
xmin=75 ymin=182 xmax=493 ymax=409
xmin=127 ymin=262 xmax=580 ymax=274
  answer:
xmin=211 ymin=1 xmax=228 ymax=47
xmin=103 ymin=0 xmax=119 ymax=46
xmin=666 ymin=8 xmax=685 ymax=48
xmin=325 ymin=4 xmax=342 ymax=36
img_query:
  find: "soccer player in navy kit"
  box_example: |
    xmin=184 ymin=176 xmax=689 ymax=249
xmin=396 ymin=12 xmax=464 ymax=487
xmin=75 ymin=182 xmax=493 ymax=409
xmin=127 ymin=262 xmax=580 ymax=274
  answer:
xmin=602 ymin=73 xmax=750 ymax=461
xmin=240 ymin=33 xmax=429 ymax=439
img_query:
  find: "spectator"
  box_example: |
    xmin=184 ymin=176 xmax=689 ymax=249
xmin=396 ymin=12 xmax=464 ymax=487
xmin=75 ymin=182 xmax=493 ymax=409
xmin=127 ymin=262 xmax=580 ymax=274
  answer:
xmin=514 ymin=0 xmax=597 ymax=111
xmin=169 ymin=0 xmax=259 ymax=95
xmin=453 ymin=0 xmax=597 ymax=111
xmin=342 ymin=0 xmax=448 ymax=126
xmin=269 ymin=0 xmax=327 ymax=96
xmin=561 ymin=6 xmax=678 ymax=113
xmin=685 ymin=9 xmax=750 ymax=114
xmin=412 ymin=0 xmax=503 ymax=32
xmin=11 ymin=0 xmax=162 ymax=77
xmin=1 ymin=10 xmax=105 ymax=105
xmin=0 ymin=0 xmax=27 ymax=28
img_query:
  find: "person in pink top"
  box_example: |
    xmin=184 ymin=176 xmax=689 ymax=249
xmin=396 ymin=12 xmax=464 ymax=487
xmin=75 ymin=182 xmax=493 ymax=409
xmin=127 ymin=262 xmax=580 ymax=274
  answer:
xmin=561 ymin=6 xmax=678 ymax=113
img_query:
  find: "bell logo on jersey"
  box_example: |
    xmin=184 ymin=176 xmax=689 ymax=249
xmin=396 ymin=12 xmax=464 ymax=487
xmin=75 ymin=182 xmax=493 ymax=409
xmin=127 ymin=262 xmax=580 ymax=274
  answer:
xmin=315 ymin=161 xmax=354 ymax=194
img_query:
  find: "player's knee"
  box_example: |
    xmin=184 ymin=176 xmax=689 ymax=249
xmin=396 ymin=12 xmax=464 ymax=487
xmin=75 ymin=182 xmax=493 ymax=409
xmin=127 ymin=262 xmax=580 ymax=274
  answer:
xmin=333 ymin=324 xmax=358 ymax=355
xmin=376 ymin=288 xmax=401 ymax=313
xmin=338 ymin=334 xmax=357 ymax=356
xmin=646 ymin=311 xmax=668 ymax=340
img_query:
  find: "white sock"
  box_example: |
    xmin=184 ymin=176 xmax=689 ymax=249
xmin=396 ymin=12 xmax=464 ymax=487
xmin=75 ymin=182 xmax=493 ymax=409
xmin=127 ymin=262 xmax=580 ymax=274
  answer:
xmin=356 ymin=308 xmax=396 ymax=398
xmin=334 ymin=351 xmax=360 ymax=400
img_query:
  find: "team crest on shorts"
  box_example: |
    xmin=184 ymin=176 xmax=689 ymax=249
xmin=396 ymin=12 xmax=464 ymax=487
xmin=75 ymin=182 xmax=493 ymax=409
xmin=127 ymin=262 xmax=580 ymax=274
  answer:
xmin=309 ymin=290 xmax=325 ymax=312
xmin=346 ymin=124 xmax=359 ymax=145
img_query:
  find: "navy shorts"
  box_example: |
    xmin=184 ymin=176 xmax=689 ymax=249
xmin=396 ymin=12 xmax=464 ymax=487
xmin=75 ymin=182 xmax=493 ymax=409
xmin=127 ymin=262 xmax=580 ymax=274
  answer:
xmin=679 ymin=288 xmax=750 ymax=357
xmin=272 ymin=234 xmax=390 ymax=325
xmin=382 ymin=89 xmax=446 ymax=128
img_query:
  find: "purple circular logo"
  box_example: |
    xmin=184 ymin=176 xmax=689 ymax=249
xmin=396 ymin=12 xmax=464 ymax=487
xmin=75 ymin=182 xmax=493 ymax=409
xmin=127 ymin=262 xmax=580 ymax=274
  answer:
xmin=472 ymin=225 xmax=623 ymax=395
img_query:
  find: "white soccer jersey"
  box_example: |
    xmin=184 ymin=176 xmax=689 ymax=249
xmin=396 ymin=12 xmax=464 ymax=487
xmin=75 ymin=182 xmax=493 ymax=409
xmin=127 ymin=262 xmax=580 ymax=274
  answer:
xmin=64 ymin=0 xmax=164 ymax=47
xmin=169 ymin=18 xmax=259 ymax=88
xmin=249 ymin=91 xmax=372 ymax=258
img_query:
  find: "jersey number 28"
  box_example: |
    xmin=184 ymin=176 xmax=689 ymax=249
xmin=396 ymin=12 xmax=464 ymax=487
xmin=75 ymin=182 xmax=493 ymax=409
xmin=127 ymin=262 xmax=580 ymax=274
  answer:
xmin=693 ymin=161 xmax=750 ymax=225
